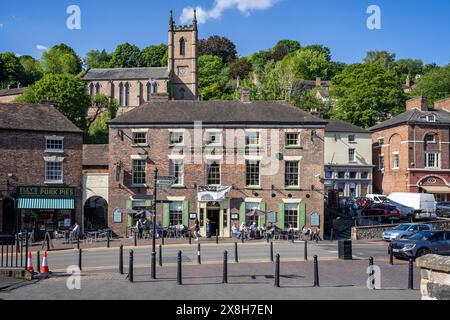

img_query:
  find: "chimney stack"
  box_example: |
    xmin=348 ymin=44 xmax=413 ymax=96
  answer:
xmin=406 ymin=96 xmax=428 ymax=111
xmin=316 ymin=77 xmax=321 ymax=88
xmin=241 ymin=87 xmax=250 ymax=102
xmin=405 ymin=75 xmax=411 ymax=88
xmin=434 ymin=98 xmax=450 ymax=112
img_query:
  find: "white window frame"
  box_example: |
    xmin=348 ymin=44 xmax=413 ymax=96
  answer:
xmin=169 ymin=159 xmax=184 ymax=186
xmin=348 ymin=135 xmax=356 ymax=144
xmin=132 ymin=159 xmax=147 ymax=186
xmin=425 ymin=133 xmax=436 ymax=143
xmin=392 ymin=152 xmax=400 ymax=170
xmin=45 ymin=136 xmax=64 ymax=153
xmin=379 ymin=154 xmax=385 ymax=171
xmin=206 ymin=161 xmax=221 ymax=186
xmin=132 ymin=132 xmax=147 ymax=145
xmin=285 ymin=161 xmax=300 ymax=188
xmin=245 ymin=160 xmax=261 ymax=188
xmin=245 ymin=131 xmax=261 ymax=147
xmin=44 ymin=157 xmax=64 ymax=184
xmin=169 ymin=131 xmax=185 ymax=146
xmin=285 ymin=132 xmax=300 ymax=147
xmin=205 ymin=130 xmax=223 ymax=146
xmin=284 ymin=203 xmax=300 ymax=230
xmin=427 ymin=115 xmax=436 ymax=123
xmin=348 ymin=148 xmax=356 ymax=163
xmin=424 ymin=152 xmax=440 ymax=169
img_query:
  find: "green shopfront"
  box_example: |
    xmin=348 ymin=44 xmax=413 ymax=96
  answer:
xmin=17 ymin=186 xmax=76 ymax=240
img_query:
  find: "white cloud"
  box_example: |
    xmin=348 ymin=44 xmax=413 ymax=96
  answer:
xmin=0 ymin=23 xmax=3 ymax=28
xmin=36 ymin=45 xmax=48 ymax=51
xmin=180 ymin=0 xmax=279 ymax=24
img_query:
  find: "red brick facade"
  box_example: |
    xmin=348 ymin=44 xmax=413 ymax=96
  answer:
xmin=372 ymin=98 xmax=450 ymax=201
xmin=108 ymin=127 xmax=325 ymax=237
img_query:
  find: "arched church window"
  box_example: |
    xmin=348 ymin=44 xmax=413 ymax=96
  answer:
xmin=153 ymin=82 xmax=158 ymax=94
xmin=125 ymin=82 xmax=130 ymax=107
xmin=119 ymin=83 xmax=124 ymax=107
xmin=180 ymin=38 xmax=186 ymax=56
xmin=147 ymin=82 xmax=151 ymax=101
xmin=89 ymin=83 xmax=95 ymax=97
xmin=95 ymin=83 xmax=101 ymax=95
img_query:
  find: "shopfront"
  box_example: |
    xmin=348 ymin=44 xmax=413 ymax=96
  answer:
xmin=17 ymin=186 xmax=76 ymax=240
xmin=197 ymin=186 xmax=232 ymax=238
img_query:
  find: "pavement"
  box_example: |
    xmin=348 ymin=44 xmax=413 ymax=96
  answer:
xmin=0 ymin=259 xmax=421 ymax=300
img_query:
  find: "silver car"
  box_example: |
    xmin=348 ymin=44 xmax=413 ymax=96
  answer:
xmin=382 ymin=224 xmax=434 ymax=241
xmin=436 ymin=202 xmax=450 ymax=218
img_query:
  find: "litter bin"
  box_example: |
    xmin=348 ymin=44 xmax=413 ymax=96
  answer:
xmin=338 ymin=240 xmax=353 ymax=260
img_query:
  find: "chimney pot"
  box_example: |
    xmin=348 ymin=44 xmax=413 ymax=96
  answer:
xmin=406 ymin=96 xmax=428 ymax=111
xmin=241 ymin=87 xmax=251 ymax=102
xmin=434 ymin=98 xmax=450 ymax=112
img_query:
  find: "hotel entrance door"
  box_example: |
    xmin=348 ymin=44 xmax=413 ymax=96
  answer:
xmin=207 ymin=209 xmax=220 ymax=237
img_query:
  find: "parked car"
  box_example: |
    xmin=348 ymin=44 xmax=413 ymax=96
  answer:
xmin=436 ymin=202 xmax=450 ymax=218
xmin=362 ymin=203 xmax=401 ymax=221
xmin=387 ymin=193 xmax=437 ymax=220
xmin=390 ymin=231 xmax=450 ymax=259
xmin=382 ymin=224 xmax=434 ymax=241
xmin=366 ymin=194 xmax=389 ymax=204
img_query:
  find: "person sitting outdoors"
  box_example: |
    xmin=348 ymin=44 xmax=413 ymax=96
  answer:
xmin=249 ymin=222 xmax=258 ymax=239
xmin=240 ymin=223 xmax=248 ymax=239
xmin=232 ymin=224 xmax=242 ymax=239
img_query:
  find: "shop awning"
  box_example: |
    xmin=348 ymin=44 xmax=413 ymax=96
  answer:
xmin=18 ymin=198 xmax=75 ymax=209
xmin=422 ymin=186 xmax=450 ymax=194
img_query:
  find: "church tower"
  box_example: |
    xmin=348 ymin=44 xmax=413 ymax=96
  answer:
xmin=168 ymin=10 xmax=199 ymax=100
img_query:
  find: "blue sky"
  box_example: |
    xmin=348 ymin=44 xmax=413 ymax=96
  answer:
xmin=0 ymin=0 xmax=449 ymax=65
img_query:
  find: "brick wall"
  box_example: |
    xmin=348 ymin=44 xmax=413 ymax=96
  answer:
xmin=108 ymin=127 xmax=325 ymax=236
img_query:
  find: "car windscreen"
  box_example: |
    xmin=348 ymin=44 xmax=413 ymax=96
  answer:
xmin=393 ymin=225 xmax=411 ymax=231
xmin=408 ymin=232 xmax=434 ymax=241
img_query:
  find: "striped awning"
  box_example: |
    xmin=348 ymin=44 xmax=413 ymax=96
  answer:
xmin=18 ymin=198 xmax=75 ymax=209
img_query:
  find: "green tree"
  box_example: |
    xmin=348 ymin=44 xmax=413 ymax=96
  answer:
xmin=87 ymin=94 xmax=118 ymax=129
xmin=141 ymin=44 xmax=168 ymax=67
xmin=87 ymin=113 xmax=110 ymax=144
xmin=198 ymin=36 xmax=237 ymax=64
xmin=19 ymin=55 xmax=43 ymax=86
xmin=282 ymin=48 xmax=331 ymax=80
xmin=364 ymin=51 xmax=396 ymax=70
xmin=411 ymin=65 xmax=450 ymax=104
xmin=292 ymin=88 xmax=327 ymax=113
xmin=84 ymin=50 xmax=111 ymax=69
xmin=41 ymin=44 xmax=82 ymax=74
xmin=303 ymin=45 xmax=331 ymax=61
xmin=269 ymin=40 xmax=301 ymax=62
xmin=15 ymin=74 xmax=90 ymax=129
xmin=198 ymin=55 xmax=230 ymax=100
xmin=0 ymin=52 xmax=25 ymax=88
xmin=229 ymin=57 xmax=253 ymax=80
xmin=109 ymin=43 xmax=142 ymax=68
xmin=329 ymin=63 xmax=406 ymax=128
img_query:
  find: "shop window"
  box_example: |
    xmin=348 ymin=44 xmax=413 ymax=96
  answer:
xmin=284 ymin=203 xmax=299 ymax=229
xmin=245 ymin=202 xmax=260 ymax=226
xmin=169 ymin=202 xmax=183 ymax=226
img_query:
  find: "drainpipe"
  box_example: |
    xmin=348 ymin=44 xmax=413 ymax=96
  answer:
xmin=413 ymin=125 xmax=416 ymax=192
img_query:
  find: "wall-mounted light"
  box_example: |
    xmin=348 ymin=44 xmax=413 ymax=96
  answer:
xmin=116 ymin=129 xmax=124 ymax=141
xmin=311 ymin=130 xmax=318 ymax=142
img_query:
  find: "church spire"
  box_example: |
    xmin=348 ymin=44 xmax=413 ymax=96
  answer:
xmin=193 ymin=9 xmax=198 ymax=30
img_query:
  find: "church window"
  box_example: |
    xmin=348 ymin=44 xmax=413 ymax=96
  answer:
xmin=89 ymin=83 xmax=94 ymax=97
xmin=153 ymin=82 xmax=158 ymax=94
xmin=179 ymin=88 xmax=186 ymax=100
xmin=180 ymin=38 xmax=186 ymax=56
xmin=147 ymin=82 xmax=151 ymax=101
xmin=125 ymin=82 xmax=130 ymax=107
xmin=119 ymin=83 xmax=124 ymax=107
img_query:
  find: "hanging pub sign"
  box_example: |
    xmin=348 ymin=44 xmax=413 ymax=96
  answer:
xmin=198 ymin=186 xmax=232 ymax=201
xmin=18 ymin=186 xmax=75 ymax=198
xmin=310 ymin=212 xmax=320 ymax=227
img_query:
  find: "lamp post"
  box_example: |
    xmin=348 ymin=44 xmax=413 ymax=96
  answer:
xmin=151 ymin=168 xmax=158 ymax=279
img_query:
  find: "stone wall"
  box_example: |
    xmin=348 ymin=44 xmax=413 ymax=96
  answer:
xmin=351 ymin=219 xmax=450 ymax=240
xmin=416 ymin=255 xmax=450 ymax=300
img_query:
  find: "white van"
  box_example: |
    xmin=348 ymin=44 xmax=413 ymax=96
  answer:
xmin=387 ymin=193 xmax=437 ymax=220
xmin=366 ymin=194 xmax=389 ymax=204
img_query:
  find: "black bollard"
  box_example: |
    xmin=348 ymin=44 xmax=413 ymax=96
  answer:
xmin=330 ymin=229 xmax=334 ymax=242
xmin=389 ymin=245 xmax=394 ymax=265
xmin=197 ymin=243 xmax=201 ymax=265
xmin=267 ymin=234 xmax=270 ymax=243
xmin=134 ymin=232 xmax=137 ymax=247
xmin=270 ymin=242 xmax=274 ymax=262
xmin=1 ymin=239 xmax=4 ymax=267
xmin=159 ymin=244 xmax=163 ymax=267
xmin=20 ymin=236 xmax=23 ymax=268
xmin=15 ymin=234 xmax=19 ymax=268
xmin=25 ymin=233 xmax=29 ymax=268
xmin=216 ymin=229 xmax=219 ymax=245
xmin=234 ymin=243 xmax=238 ymax=263
xmin=119 ymin=245 xmax=124 ymax=275
xmin=107 ymin=231 xmax=110 ymax=248
xmin=36 ymin=250 xmax=40 ymax=272
xmin=292 ymin=230 xmax=295 ymax=244
xmin=223 ymin=251 xmax=228 ymax=284
xmin=408 ymin=258 xmax=414 ymax=290
xmin=46 ymin=233 xmax=50 ymax=252
xmin=177 ymin=251 xmax=182 ymax=285
xmin=162 ymin=231 xmax=165 ymax=246
xmin=369 ymin=257 xmax=375 ymax=289
xmin=241 ymin=233 xmax=245 ymax=244
xmin=189 ymin=231 xmax=192 ymax=245
xmin=77 ymin=236 xmax=80 ymax=250
xmin=129 ymin=250 xmax=134 ymax=283
xmin=274 ymin=254 xmax=280 ymax=288
xmin=304 ymin=240 xmax=308 ymax=261
xmin=78 ymin=249 xmax=82 ymax=271
xmin=313 ymin=255 xmax=320 ymax=287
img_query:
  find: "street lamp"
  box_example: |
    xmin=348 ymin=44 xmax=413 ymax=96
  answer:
xmin=151 ymin=167 xmax=158 ymax=279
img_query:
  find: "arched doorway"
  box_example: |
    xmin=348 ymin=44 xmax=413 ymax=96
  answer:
xmin=84 ymin=196 xmax=108 ymax=231
xmin=2 ymin=198 xmax=16 ymax=233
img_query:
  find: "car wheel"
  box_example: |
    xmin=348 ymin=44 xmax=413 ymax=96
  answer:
xmin=417 ymin=248 xmax=431 ymax=257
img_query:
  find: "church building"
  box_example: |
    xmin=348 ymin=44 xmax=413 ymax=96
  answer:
xmin=83 ymin=11 xmax=199 ymax=114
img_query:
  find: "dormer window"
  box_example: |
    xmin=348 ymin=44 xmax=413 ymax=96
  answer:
xmin=426 ymin=114 xmax=436 ymax=122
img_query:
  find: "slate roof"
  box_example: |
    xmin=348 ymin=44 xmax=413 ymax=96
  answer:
xmin=369 ymin=108 xmax=450 ymax=131
xmin=83 ymin=67 xmax=169 ymax=81
xmin=83 ymin=144 xmax=109 ymax=167
xmin=325 ymin=119 xmax=370 ymax=134
xmin=0 ymin=103 xmax=82 ymax=133
xmin=0 ymin=87 xmax=27 ymax=97
xmin=108 ymin=100 xmax=327 ymax=126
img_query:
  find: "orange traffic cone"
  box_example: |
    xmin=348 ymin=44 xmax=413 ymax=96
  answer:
xmin=27 ymin=251 xmax=34 ymax=273
xmin=41 ymin=251 xmax=49 ymax=274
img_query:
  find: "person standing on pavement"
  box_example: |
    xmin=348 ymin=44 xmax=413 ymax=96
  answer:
xmin=192 ymin=219 xmax=201 ymax=241
xmin=205 ymin=219 xmax=211 ymax=239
